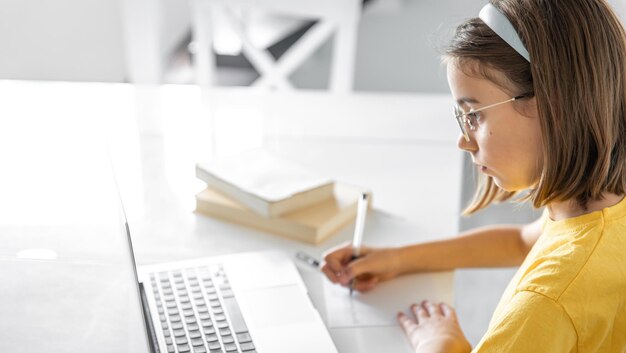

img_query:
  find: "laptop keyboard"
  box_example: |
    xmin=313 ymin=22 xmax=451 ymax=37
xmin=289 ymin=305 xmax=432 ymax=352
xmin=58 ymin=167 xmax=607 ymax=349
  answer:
xmin=149 ymin=265 xmax=256 ymax=353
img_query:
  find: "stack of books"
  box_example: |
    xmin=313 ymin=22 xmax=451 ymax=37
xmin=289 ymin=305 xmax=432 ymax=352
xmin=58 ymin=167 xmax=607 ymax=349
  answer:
xmin=195 ymin=149 xmax=371 ymax=244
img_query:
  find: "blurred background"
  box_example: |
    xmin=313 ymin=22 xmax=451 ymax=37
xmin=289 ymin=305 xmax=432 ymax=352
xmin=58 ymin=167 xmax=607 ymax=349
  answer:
xmin=1 ymin=0 xmax=623 ymax=345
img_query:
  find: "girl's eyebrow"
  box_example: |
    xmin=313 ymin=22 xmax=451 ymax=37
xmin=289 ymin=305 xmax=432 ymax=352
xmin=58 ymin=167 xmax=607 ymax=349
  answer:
xmin=456 ymin=96 xmax=481 ymax=105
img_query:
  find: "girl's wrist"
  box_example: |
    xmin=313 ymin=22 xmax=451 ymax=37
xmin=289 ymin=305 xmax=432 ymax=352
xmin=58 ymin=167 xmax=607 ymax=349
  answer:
xmin=415 ymin=337 xmax=472 ymax=353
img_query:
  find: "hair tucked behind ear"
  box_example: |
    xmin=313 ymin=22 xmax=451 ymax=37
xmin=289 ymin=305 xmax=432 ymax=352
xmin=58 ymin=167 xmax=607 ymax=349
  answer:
xmin=445 ymin=0 xmax=626 ymax=215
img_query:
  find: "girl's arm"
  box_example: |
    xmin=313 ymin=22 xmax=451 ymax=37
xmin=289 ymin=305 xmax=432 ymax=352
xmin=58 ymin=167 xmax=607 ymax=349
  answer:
xmin=322 ymin=217 xmax=543 ymax=291
xmin=397 ymin=216 xmax=544 ymax=274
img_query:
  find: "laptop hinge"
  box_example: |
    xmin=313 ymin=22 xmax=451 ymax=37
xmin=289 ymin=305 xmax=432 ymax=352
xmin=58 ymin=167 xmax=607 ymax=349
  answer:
xmin=140 ymin=283 xmax=160 ymax=353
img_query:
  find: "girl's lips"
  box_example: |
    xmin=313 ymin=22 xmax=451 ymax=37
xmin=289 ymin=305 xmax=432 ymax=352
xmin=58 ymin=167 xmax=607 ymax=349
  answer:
xmin=472 ymin=158 xmax=488 ymax=172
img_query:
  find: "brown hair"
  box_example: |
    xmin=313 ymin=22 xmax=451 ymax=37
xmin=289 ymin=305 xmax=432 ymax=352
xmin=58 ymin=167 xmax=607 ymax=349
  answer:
xmin=444 ymin=0 xmax=626 ymax=215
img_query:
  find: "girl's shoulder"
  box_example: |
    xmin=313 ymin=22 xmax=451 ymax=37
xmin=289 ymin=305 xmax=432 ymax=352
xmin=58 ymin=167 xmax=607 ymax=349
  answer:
xmin=516 ymin=215 xmax=626 ymax=302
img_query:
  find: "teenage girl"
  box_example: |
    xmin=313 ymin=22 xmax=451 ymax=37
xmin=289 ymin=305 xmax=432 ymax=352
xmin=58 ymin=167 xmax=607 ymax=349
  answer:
xmin=322 ymin=1 xmax=626 ymax=352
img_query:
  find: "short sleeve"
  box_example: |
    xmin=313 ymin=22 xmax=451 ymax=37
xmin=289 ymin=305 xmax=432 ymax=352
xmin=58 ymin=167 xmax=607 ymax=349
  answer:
xmin=473 ymin=290 xmax=578 ymax=353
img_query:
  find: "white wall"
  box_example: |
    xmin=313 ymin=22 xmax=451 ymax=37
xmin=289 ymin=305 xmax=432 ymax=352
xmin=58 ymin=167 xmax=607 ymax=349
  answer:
xmin=0 ymin=0 xmax=125 ymax=82
xmin=0 ymin=0 xmax=623 ymax=87
xmin=0 ymin=0 xmax=190 ymax=82
xmin=289 ymin=0 xmax=483 ymax=93
xmin=611 ymin=0 xmax=626 ymax=19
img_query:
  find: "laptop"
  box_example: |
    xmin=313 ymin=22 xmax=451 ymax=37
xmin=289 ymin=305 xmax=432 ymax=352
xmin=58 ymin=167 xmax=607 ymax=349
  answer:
xmin=135 ymin=250 xmax=339 ymax=353
xmin=120 ymin=206 xmax=338 ymax=353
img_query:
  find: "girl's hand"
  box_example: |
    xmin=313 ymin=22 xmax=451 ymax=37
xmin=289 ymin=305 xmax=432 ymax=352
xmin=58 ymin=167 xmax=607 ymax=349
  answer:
xmin=397 ymin=301 xmax=471 ymax=353
xmin=320 ymin=242 xmax=403 ymax=292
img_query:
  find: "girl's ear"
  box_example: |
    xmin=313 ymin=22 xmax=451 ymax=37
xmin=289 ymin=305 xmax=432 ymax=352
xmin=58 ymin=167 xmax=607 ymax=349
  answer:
xmin=520 ymin=96 xmax=539 ymax=119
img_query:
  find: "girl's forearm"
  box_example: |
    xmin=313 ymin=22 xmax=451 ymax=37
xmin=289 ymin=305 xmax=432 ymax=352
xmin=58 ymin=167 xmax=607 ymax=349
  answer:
xmin=397 ymin=225 xmax=528 ymax=274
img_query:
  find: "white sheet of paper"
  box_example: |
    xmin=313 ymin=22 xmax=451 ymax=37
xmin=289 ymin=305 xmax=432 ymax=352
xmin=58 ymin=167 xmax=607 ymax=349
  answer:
xmin=323 ymin=272 xmax=454 ymax=328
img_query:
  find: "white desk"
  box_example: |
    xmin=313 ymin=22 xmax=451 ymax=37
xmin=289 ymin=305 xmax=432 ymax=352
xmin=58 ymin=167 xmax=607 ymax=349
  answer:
xmin=0 ymin=81 xmax=462 ymax=353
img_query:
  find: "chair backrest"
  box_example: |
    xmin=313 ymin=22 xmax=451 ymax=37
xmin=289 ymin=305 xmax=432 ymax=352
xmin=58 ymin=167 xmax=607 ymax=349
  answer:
xmin=190 ymin=0 xmax=362 ymax=92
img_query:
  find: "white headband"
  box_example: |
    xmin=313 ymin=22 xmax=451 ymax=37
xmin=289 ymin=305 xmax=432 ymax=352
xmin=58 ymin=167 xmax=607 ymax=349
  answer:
xmin=479 ymin=3 xmax=531 ymax=62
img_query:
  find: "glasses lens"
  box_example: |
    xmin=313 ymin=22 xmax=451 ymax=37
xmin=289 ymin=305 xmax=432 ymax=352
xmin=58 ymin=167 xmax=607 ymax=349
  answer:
xmin=453 ymin=106 xmax=470 ymax=141
xmin=466 ymin=113 xmax=477 ymax=130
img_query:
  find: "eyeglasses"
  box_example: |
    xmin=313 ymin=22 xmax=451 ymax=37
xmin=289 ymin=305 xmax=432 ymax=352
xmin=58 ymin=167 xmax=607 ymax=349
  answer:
xmin=454 ymin=95 xmax=528 ymax=142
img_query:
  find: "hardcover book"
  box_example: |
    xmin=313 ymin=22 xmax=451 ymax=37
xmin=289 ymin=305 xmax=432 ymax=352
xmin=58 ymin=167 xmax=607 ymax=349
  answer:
xmin=195 ymin=183 xmax=371 ymax=244
xmin=196 ymin=149 xmax=334 ymax=218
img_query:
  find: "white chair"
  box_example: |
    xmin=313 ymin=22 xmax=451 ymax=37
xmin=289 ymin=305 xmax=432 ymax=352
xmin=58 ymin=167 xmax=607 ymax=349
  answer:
xmin=190 ymin=0 xmax=362 ymax=92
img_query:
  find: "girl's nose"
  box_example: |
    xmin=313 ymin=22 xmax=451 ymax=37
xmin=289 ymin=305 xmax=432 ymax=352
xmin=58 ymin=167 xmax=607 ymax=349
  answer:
xmin=457 ymin=132 xmax=477 ymax=152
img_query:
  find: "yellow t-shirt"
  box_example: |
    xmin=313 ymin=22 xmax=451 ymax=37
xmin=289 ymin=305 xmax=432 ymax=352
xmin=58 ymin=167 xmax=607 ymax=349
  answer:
xmin=473 ymin=198 xmax=626 ymax=353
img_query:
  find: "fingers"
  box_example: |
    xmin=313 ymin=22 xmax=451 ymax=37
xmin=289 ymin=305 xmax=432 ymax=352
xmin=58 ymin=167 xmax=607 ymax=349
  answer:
xmin=323 ymin=250 xmax=371 ymax=286
xmin=321 ymin=243 xmax=353 ymax=284
xmin=410 ymin=300 xmax=450 ymax=323
xmin=321 ymin=243 xmax=380 ymax=287
xmin=322 ymin=245 xmax=352 ymax=270
xmin=320 ymin=264 xmax=342 ymax=284
xmin=397 ymin=312 xmax=416 ymax=337
xmin=353 ymin=274 xmax=378 ymax=292
xmin=399 ymin=302 xmax=463 ymax=353
xmin=397 ymin=312 xmax=419 ymax=350
xmin=343 ymin=256 xmax=376 ymax=284
xmin=424 ymin=300 xmax=443 ymax=316
xmin=411 ymin=302 xmax=429 ymax=323
xmin=440 ymin=302 xmax=458 ymax=321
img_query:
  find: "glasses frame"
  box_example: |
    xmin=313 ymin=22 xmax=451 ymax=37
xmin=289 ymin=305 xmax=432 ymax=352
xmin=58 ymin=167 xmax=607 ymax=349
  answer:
xmin=454 ymin=95 xmax=527 ymax=142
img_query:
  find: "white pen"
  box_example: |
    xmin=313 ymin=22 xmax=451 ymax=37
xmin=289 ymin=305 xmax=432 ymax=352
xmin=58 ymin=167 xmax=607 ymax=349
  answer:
xmin=349 ymin=193 xmax=369 ymax=295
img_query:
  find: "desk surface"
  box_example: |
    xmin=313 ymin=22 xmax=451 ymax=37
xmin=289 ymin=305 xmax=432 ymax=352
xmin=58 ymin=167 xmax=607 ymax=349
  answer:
xmin=0 ymin=81 xmax=463 ymax=353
